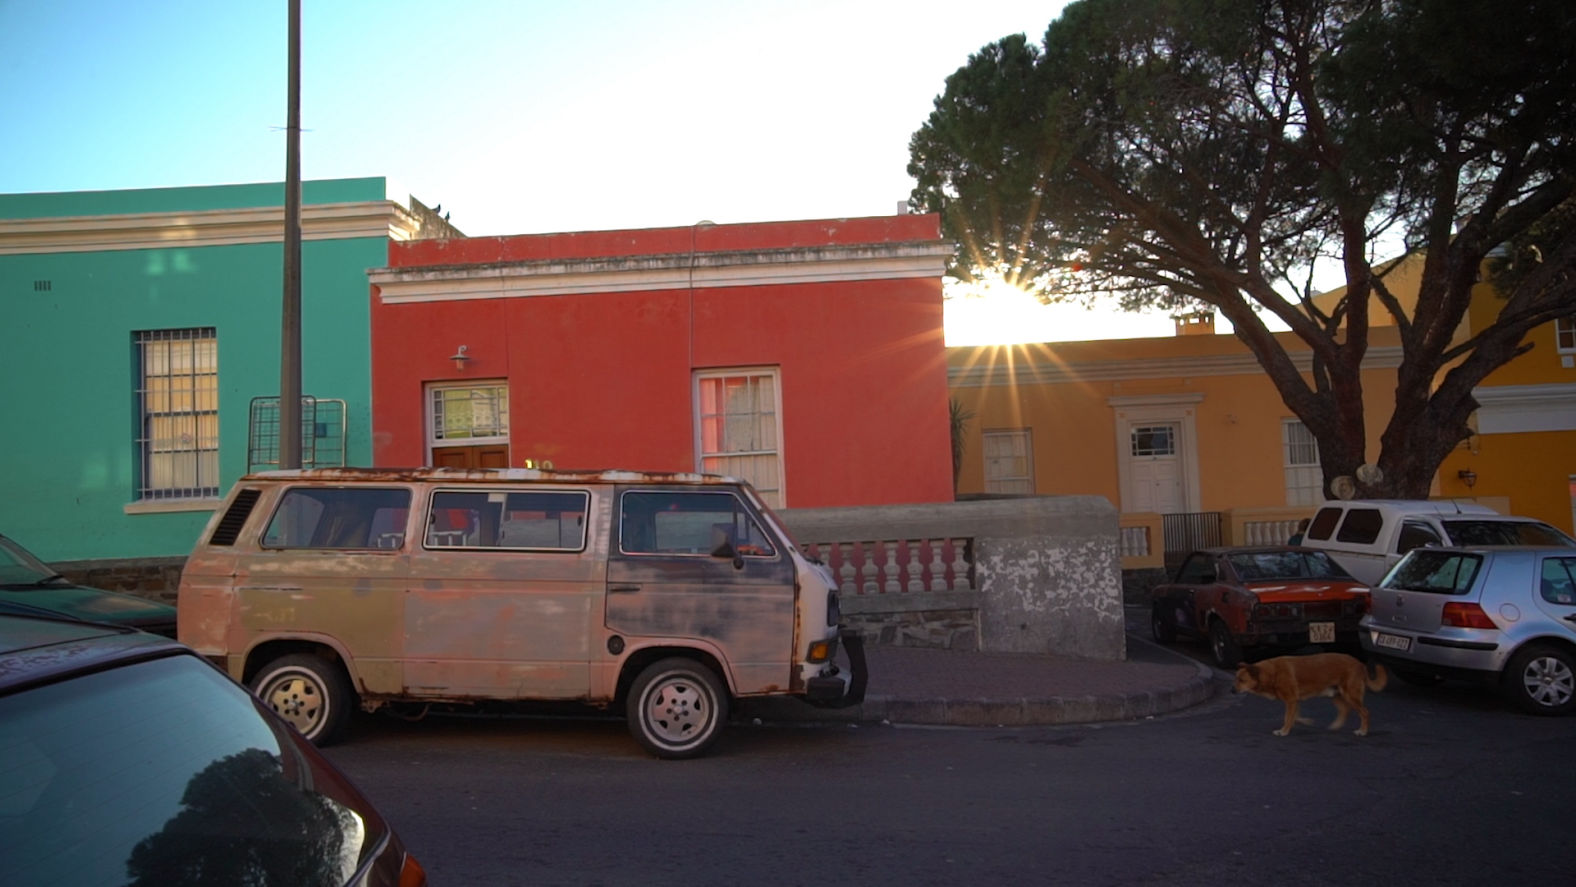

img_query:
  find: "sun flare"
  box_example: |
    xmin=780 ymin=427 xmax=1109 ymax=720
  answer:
xmin=942 ymin=275 xmax=1177 ymax=346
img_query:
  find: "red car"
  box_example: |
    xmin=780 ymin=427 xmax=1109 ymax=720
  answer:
xmin=1150 ymin=547 xmax=1370 ymax=668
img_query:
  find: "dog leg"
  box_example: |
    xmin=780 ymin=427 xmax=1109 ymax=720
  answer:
xmin=1275 ymin=699 xmax=1300 ymax=736
xmin=1328 ymin=696 xmax=1349 ymax=731
xmin=1352 ymin=693 xmax=1370 ymax=736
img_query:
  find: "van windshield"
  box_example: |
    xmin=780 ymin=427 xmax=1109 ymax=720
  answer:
xmin=1441 ymin=520 xmax=1576 ymax=547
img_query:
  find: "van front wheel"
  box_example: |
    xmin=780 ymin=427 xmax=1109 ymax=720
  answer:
xmin=627 ymin=658 xmax=729 ymax=759
xmin=250 ymin=653 xmax=353 ymax=746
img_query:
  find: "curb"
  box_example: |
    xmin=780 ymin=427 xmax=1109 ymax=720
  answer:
xmin=741 ymin=634 xmax=1217 ymax=728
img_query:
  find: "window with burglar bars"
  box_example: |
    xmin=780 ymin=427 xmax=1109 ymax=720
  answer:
xmin=983 ymin=429 xmax=1034 ymax=494
xmin=135 ymin=329 xmax=218 ymax=500
xmin=1558 ymin=317 xmax=1576 ymax=353
xmin=695 ymin=369 xmax=784 ymax=508
xmin=1282 ymin=419 xmax=1322 ymax=506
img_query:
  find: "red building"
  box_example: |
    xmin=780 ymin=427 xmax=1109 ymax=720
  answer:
xmin=367 ymin=214 xmax=954 ymax=508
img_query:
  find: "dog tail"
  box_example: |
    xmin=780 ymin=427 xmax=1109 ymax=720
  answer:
xmin=1366 ymin=662 xmax=1388 ymax=692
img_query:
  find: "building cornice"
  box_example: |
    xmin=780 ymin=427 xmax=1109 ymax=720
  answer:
xmin=0 ymin=200 xmax=420 ymax=254
xmin=949 ymin=346 xmax=1406 ymax=387
xmin=368 ymin=241 xmax=952 ymax=302
xmin=1473 ymin=382 xmax=1576 ymax=434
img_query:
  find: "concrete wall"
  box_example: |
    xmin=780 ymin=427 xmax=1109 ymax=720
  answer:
xmin=781 ymin=495 xmax=1125 ymax=660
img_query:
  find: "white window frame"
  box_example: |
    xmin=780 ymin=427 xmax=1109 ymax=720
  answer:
xmin=426 ymin=382 xmax=510 ymax=454
xmin=1557 ymin=316 xmax=1576 ymax=354
xmin=982 ymin=428 xmax=1034 ymax=494
xmin=693 ymin=367 xmax=786 ymax=508
xmin=133 ymin=328 xmax=219 ymax=503
xmin=1282 ymin=418 xmax=1322 ymax=507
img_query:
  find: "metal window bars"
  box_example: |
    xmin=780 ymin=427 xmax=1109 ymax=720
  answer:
xmin=134 ymin=329 xmax=219 ymax=500
xmin=248 ymin=396 xmax=348 ymax=471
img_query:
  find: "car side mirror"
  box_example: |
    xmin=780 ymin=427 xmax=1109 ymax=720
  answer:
xmin=710 ymin=539 xmax=745 ymax=570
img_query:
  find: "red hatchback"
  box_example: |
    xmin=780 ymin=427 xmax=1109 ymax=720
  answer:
xmin=1150 ymin=547 xmax=1371 ymax=668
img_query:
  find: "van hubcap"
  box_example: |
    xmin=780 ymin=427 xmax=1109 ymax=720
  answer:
xmin=263 ymin=676 xmax=323 ymax=732
xmin=643 ymin=677 xmax=710 ymax=744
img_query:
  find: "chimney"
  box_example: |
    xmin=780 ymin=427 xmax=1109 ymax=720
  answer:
xmin=1174 ymin=310 xmax=1216 ymax=336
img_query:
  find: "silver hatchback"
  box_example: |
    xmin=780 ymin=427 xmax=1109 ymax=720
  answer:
xmin=1360 ymin=546 xmax=1576 ymax=715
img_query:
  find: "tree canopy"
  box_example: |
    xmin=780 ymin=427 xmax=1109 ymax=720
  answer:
xmin=909 ymin=0 xmax=1576 ymax=498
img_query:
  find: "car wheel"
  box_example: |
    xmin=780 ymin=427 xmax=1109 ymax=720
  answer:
xmin=1150 ymin=604 xmax=1177 ymax=644
xmin=1502 ymin=644 xmax=1576 ymax=716
xmin=626 ymin=658 xmax=729 ymax=759
xmin=250 ymin=653 xmax=354 ymax=746
xmin=1209 ymin=619 xmax=1242 ymax=669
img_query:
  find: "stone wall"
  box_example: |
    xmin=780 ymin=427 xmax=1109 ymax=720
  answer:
xmin=781 ymin=495 xmax=1125 ymax=661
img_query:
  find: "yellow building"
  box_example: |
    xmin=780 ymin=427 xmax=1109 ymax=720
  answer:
xmin=947 ymin=281 xmax=1576 ymax=545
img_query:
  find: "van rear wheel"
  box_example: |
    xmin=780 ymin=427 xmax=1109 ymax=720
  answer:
xmin=250 ymin=653 xmax=353 ymax=746
xmin=626 ymin=658 xmax=729 ymax=759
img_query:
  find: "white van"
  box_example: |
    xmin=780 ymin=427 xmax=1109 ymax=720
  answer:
xmin=178 ymin=467 xmax=866 ymax=758
xmin=1297 ymin=499 xmax=1576 ymax=585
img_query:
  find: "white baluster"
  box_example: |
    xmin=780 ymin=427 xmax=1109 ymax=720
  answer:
xmin=929 ymin=539 xmax=948 ymax=592
xmin=837 ymin=543 xmax=856 ymax=595
xmin=883 ymin=541 xmax=901 ymax=593
xmin=951 ymin=538 xmax=972 ymax=592
xmin=860 ymin=543 xmax=879 ymax=594
xmin=906 ymin=541 xmax=923 ymax=592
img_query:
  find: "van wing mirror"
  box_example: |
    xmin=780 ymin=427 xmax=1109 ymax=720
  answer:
xmin=710 ymin=526 xmax=745 ymax=569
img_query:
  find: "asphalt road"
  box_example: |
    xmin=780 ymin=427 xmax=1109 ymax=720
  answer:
xmin=324 ymin=666 xmax=1575 ymax=887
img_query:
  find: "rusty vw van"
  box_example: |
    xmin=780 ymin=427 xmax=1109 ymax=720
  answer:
xmin=178 ymin=467 xmax=864 ymax=758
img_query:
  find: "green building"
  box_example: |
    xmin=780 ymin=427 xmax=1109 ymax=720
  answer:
xmin=0 ymin=177 xmax=452 ymax=566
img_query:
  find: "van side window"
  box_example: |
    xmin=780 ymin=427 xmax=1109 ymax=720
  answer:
xmin=620 ymin=491 xmax=776 ymax=557
xmin=424 ymin=490 xmax=588 ymax=551
xmin=1305 ymin=507 xmax=1341 ymax=541
xmin=1334 ymin=508 xmax=1383 ymax=544
xmin=1395 ymin=519 xmax=1442 ymax=554
xmin=262 ymin=488 xmax=411 ymax=550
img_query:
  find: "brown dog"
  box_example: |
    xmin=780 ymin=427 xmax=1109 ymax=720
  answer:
xmin=1232 ymin=652 xmax=1387 ymax=736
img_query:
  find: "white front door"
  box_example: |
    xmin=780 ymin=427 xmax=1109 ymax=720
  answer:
xmin=1130 ymin=423 xmax=1183 ymax=513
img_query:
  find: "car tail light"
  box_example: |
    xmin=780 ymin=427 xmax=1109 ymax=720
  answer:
xmin=400 ymin=854 xmax=428 ymax=887
xmin=1441 ymin=602 xmax=1497 ymax=629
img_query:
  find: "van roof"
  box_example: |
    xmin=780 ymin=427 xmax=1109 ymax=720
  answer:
xmin=239 ymin=466 xmax=747 ymax=486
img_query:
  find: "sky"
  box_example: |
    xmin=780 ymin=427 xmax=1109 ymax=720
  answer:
xmin=0 ymin=0 xmax=1189 ymax=344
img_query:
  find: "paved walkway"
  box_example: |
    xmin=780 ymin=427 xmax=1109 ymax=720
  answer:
xmin=743 ymin=608 xmax=1220 ymax=727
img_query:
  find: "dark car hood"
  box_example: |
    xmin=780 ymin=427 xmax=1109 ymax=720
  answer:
xmin=0 ymin=583 xmax=177 ymax=632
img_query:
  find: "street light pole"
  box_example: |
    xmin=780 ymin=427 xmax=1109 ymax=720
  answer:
xmin=279 ymin=0 xmax=302 ymax=469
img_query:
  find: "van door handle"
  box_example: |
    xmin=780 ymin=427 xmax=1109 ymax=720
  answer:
xmin=609 ymin=584 xmax=641 ymax=594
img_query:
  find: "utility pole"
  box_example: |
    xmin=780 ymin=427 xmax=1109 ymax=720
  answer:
xmin=279 ymin=0 xmax=302 ymax=469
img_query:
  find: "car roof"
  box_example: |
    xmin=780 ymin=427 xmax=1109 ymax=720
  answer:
xmin=1314 ymin=499 xmax=1499 ymax=516
xmin=0 ymin=613 xmax=184 ymax=694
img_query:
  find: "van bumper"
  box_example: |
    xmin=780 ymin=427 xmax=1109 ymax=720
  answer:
xmin=805 ymin=630 xmax=868 ymax=708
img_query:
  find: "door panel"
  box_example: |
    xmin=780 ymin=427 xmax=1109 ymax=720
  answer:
xmin=401 ymin=486 xmax=606 ymax=700
xmin=605 ymin=487 xmax=796 ymax=694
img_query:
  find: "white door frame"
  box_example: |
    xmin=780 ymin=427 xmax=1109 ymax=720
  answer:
xmin=1110 ymin=394 xmax=1203 ymax=514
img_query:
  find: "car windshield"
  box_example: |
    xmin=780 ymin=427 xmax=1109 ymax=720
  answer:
xmin=1381 ymin=550 xmax=1483 ymax=594
xmin=1441 ymin=519 xmax=1576 ymax=547
xmin=0 ymin=537 xmax=59 ymax=586
xmin=1226 ymin=550 xmax=1352 ymax=582
xmin=0 ymin=654 xmax=387 ymax=886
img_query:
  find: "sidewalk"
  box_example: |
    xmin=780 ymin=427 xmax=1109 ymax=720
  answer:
xmin=743 ymin=606 xmax=1218 ymax=727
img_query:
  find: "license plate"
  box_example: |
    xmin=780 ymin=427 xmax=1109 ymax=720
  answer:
xmin=1373 ymin=632 xmax=1412 ymax=652
xmin=1309 ymin=622 xmax=1335 ymax=644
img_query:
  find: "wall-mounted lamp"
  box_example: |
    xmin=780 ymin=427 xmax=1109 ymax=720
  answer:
xmin=1457 ymin=469 xmax=1477 ymax=488
xmin=449 ymin=345 xmax=471 ymax=370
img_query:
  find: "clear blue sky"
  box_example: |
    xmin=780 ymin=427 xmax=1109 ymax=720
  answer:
xmin=0 ymin=0 xmax=1071 ymax=238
